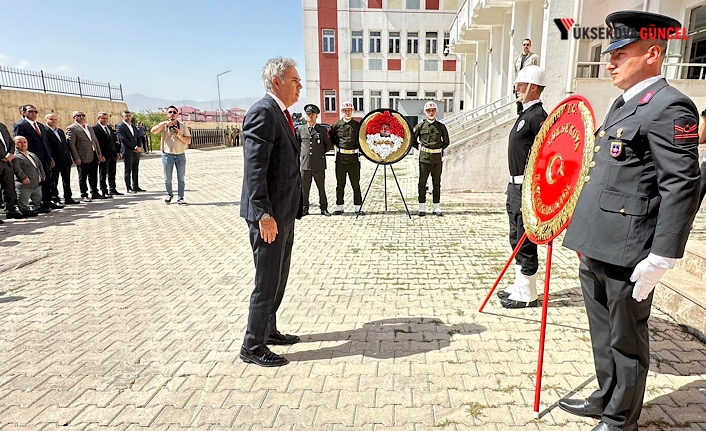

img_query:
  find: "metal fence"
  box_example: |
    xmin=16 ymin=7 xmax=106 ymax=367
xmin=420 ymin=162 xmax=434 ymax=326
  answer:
xmin=189 ymin=128 xmax=226 ymax=148
xmin=0 ymin=66 xmax=123 ymax=100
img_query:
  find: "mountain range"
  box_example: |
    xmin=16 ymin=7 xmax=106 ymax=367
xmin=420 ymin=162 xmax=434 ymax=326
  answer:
xmin=124 ymin=93 xmax=308 ymax=114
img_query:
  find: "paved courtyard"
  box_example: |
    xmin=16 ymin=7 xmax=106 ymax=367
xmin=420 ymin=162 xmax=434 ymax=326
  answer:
xmin=0 ymin=146 xmax=704 ymax=430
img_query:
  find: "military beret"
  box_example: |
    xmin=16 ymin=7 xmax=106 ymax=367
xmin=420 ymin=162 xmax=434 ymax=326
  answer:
xmin=304 ymin=104 xmax=320 ymax=114
xmin=603 ymin=11 xmax=682 ymax=54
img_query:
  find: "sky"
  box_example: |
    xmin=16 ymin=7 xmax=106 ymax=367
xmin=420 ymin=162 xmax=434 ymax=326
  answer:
xmin=0 ymin=0 xmax=306 ymax=103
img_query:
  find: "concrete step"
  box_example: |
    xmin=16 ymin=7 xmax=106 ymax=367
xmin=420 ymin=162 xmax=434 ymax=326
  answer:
xmin=655 ymin=243 xmax=706 ymax=343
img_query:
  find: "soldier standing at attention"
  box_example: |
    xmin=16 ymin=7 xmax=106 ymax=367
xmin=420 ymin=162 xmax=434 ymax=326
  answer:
xmin=560 ymin=11 xmax=700 ymax=431
xmin=331 ymin=101 xmax=363 ymax=215
xmin=413 ymin=101 xmax=450 ymax=217
xmin=297 ymin=104 xmax=333 ymax=216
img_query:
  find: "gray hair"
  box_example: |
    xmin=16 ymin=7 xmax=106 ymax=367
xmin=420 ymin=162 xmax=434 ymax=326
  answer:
xmin=262 ymin=57 xmax=297 ymax=91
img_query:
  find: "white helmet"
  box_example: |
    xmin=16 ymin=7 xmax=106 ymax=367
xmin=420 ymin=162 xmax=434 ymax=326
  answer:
xmin=514 ymin=65 xmax=546 ymax=87
xmin=424 ymin=101 xmax=437 ymax=110
xmin=341 ymin=101 xmax=354 ymax=110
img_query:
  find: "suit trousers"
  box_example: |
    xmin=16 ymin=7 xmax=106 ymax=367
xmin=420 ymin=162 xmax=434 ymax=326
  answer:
xmin=77 ymin=154 xmax=99 ymax=197
xmin=579 ymin=255 xmax=653 ymax=429
xmin=243 ymin=219 xmax=295 ymax=351
xmin=418 ymin=161 xmax=442 ymax=204
xmin=51 ymin=163 xmax=73 ymax=202
xmin=335 ymin=161 xmax=362 ymax=206
xmin=40 ymin=160 xmax=53 ymax=207
xmin=123 ymin=151 xmax=140 ymax=190
xmin=99 ymin=157 xmax=117 ymax=193
xmin=0 ymin=160 xmax=18 ymax=212
xmin=301 ymin=169 xmax=327 ymax=210
xmin=506 ymin=183 xmax=538 ymax=275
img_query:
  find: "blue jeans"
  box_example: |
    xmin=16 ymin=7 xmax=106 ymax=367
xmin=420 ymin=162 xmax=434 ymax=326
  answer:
xmin=162 ymin=153 xmax=186 ymax=199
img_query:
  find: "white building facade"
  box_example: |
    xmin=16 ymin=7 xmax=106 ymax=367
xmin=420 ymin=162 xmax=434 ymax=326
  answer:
xmin=303 ymin=0 xmax=464 ymax=126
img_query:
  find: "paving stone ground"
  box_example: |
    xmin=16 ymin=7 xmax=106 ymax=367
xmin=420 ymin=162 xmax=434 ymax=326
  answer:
xmin=0 ymin=147 xmax=704 ymax=430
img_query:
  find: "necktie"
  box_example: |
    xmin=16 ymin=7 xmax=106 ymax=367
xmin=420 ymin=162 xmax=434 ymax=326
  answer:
xmin=33 ymin=122 xmax=41 ymax=136
xmin=284 ymin=109 xmax=295 ymax=135
xmin=605 ymin=95 xmax=625 ymax=125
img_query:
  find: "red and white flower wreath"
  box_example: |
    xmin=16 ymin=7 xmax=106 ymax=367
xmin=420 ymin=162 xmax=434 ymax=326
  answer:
xmin=365 ymin=111 xmax=405 ymax=160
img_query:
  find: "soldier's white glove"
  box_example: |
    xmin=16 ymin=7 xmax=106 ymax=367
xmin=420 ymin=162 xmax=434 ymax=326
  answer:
xmin=630 ymin=253 xmax=675 ymax=302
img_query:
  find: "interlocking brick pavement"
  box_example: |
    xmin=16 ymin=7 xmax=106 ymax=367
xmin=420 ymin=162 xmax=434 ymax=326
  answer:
xmin=0 ymin=147 xmax=704 ymax=430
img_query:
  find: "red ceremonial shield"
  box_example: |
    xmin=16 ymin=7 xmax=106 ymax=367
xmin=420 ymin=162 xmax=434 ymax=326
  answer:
xmin=521 ymin=96 xmax=596 ymax=244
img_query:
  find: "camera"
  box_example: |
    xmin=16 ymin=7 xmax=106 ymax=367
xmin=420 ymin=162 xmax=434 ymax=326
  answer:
xmin=168 ymin=122 xmax=180 ymax=132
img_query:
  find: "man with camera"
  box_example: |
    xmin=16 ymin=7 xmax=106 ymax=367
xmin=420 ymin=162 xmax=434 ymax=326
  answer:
xmin=151 ymin=106 xmax=191 ymax=205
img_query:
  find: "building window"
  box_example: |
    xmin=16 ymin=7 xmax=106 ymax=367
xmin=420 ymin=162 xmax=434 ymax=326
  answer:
xmin=350 ymin=0 xmax=364 ymax=7
xmin=353 ymin=91 xmax=364 ymax=111
xmin=322 ymin=29 xmax=335 ymax=53
xmin=424 ymin=59 xmax=438 ymax=71
xmin=443 ymin=92 xmax=454 ymax=113
xmin=371 ymin=91 xmax=382 ymax=110
xmin=324 ymin=91 xmax=337 ymax=112
xmin=425 ymin=0 xmax=439 ymax=9
xmin=443 ymin=32 xmax=450 ymax=54
xmin=389 ymin=32 xmax=400 ymax=54
xmin=406 ymin=0 xmax=420 ymax=9
xmin=389 ymin=91 xmax=400 ymax=110
xmin=425 ymin=91 xmax=436 ymax=99
xmin=426 ymin=32 xmax=438 ymax=54
xmin=406 ymin=91 xmax=417 ymax=98
xmin=369 ymin=58 xmax=383 ymax=70
xmin=370 ymin=31 xmax=381 ymax=53
xmin=407 ymin=32 xmax=419 ymax=54
xmin=351 ymin=31 xmax=363 ymax=53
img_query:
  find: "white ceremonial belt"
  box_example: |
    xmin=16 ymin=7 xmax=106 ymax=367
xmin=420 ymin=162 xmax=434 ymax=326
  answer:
xmin=337 ymin=148 xmax=359 ymax=154
xmin=421 ymin=147 xmax=442 ymax=154
xmin=510 ymin=175 xmax=524 ymax=185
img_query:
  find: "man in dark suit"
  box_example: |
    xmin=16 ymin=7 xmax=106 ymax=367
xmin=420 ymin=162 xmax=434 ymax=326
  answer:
xmin=93 ymin=112 xmax=122 ymax=198
xmin=66 ymin=111 xmax=105 ymax=203
xmin=115 ymin=110 xmax=144 ymax=193
xmin=239 ymin=57 xmax=304 ymax=367
xmin=0 ymin=122 xmax=23 ymax=221
xmin=297 ymin=103 xmax=333 ymax=216
xmin=45 ymin=113 xmax=78 ymax=205
xmin=560 ymin=12 xmax=701 ymax=431
xmin=13 ymin=104 xmax=61 ymax=211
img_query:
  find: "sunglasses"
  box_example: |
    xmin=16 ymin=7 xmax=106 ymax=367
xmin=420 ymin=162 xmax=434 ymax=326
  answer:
xmin=74 ymin=114 xmax=86 ymax=117
xmin=522 ymin=43 xmax=530 ymax=46
xmin=167 ymin=110 xmax=178 ymax=114
xmin=26 ymin=110 xmax=38 ymax=114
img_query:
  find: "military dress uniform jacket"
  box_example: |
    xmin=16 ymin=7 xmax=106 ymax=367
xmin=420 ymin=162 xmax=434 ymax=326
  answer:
xmin=298 ymin=123 xmax=333 ymax=172
xmin=563 ymin=79 xmax=700 ymax=268
xmin=413 ymin=120 xmax=450 ymax=164
xmin=331 ymin=119 xmax=360 ymax=165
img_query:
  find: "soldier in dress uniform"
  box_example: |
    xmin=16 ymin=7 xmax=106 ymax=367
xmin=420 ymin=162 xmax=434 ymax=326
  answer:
xmin=560 ymin=11 xmax=700 ymax=431
xmin=297 ymin=104 xmax=334 ymax=216
xmin=331 ymin=101 xmax=363 ymax=215
xmin=412 ymin=101 xmax=450 ymax=216
xmin=496 ymin=66 xmax=547 ymax=309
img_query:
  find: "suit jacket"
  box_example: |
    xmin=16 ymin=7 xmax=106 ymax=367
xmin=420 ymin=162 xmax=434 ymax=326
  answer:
xmin=0 ymin=122 xmax=14 ymax=160
xmin=12 ymin=151 xmax=45 ymax=189
xmin=13 ymin=119 xmax=53 ymax=163
xmin=66 ymin=122 xmax=102 ymax=163
xmin=46 ymin=127 xmax=72 ymax=167
xmin=240 ymin=94 xmax=303 ymax=224
xmin=563 ymin=78 xmax=700 ymax=267
xmin=116 ymin=121 xmax=141 ymax=154
xmin=297 ymin=123 xmax=333 ymax=171
xmin=92 ymin=123 xmax=119 ymax=159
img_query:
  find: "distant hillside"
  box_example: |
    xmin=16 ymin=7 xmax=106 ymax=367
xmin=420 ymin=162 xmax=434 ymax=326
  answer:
xmin=124 ymin=94 xmax=308 ymax=115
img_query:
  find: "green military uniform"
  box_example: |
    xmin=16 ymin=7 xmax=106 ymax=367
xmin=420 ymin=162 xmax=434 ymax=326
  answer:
xmin=331 ymin=119 xmax=361 ymax=209
xmin=413 ymin=119 xmax=450 ymax=205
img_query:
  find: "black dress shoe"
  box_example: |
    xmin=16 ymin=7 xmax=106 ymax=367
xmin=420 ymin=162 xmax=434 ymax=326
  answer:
xmin=127 ymin=189 xmax=137 ymax=194
xmin=49 ymin=202 xmax=64 ymax=209
xmin=91 ymin=193 xmax=106 ymax=200
xmin=109 ymin=189 xmax=124 ymax=196
xmin=63 ymin=198 xmax=80 ymax=205
xmin=321 ymin=209 xmax=331 ymax=216
xmin=591 ymin=421 xmax=636 ymax=431
xmin=267 ymin=331 xmax=301 ymax=345
xmin=102 ymin=191 xmax=113 ymax=199
xmin=333 ymin=210 xmax=343 ymax=215
xmin=21 ymin=210 xmax=38 ymax=217
xmin=134 ymin=187 xmax=146 ymax=192
xmin=500 ymin=298 xmax=538 ymax=309
xmin=419 ymin=211 xmax=426 ymax=217
xmin=5 ymin=211 xmax=25 ymax=219
xmin=239 ymin=346 xmax=288 ymax=367
xmin=558 ymin=398 xmax=602 ymax=419
xmin=496 ymin=290 xmax=511 ymax=299
xmin=37 ymin=207 xmax=51 ymax=214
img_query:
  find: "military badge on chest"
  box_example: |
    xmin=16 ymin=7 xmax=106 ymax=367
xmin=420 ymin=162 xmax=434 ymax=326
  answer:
xmin=610 ymin=141 xmax=623 ymax=157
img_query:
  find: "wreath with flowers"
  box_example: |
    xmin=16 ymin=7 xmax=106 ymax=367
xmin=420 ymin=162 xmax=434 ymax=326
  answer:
xmin=364 ymin=110 xmax=406 ymax=160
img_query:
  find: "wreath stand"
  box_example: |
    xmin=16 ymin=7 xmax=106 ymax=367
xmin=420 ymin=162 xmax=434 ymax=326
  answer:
xmin=358 ymin=163 xmax=412 ymax=219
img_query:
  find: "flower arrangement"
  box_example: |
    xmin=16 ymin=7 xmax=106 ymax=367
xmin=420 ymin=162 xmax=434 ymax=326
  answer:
xmin=365 ymin=110 xmax=405 ymax=160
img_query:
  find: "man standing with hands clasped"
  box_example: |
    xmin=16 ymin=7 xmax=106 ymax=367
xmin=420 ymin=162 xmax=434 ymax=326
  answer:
xmin=412 ymin=101 xmax=450 ymax=217
xmin=151 ymin=106 xmax=191 ymax=205
xmin=239 ymin=57 xmax=304 ymax=367
xmin=561 ymin=11 xmax=701 ymax=431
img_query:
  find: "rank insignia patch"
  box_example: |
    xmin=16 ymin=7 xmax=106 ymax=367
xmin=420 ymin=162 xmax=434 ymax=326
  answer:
xmin=610 ymin=141 xmax=623 ymax=157
xmin=674 ymin=118 xmax=698 ymax=144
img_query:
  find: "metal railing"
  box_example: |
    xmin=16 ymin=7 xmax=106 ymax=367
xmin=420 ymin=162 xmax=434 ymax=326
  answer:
xmin=0 ymin=66 xmax=123 ymax=100
xmin=188 ymin=128 xmax=225 ymax=148
xmin=442 ymin=94 xmax=514 ymax=139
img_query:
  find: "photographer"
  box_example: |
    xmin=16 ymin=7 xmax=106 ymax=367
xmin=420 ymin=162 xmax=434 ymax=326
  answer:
xmin=151 ymin=106 xmax=191 ymax=205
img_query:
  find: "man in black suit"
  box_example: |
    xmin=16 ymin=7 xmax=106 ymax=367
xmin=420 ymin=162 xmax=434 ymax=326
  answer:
xmin=93 ymin=112 xmax=122 ymax=198
xmin=561 ymin=12 xmax=701 ymax=431
xmin=45 ymin=113 xmax=78 ymax=205
xmin=0 ymin=122 xmax=23 ymax=221
xmin=13 ymin=104 xmax=61 ymax=211
xmin=239 ymin=57 xmax=304 ymax=367
xmin=115 ymin=110 xmax=144 ymax=193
